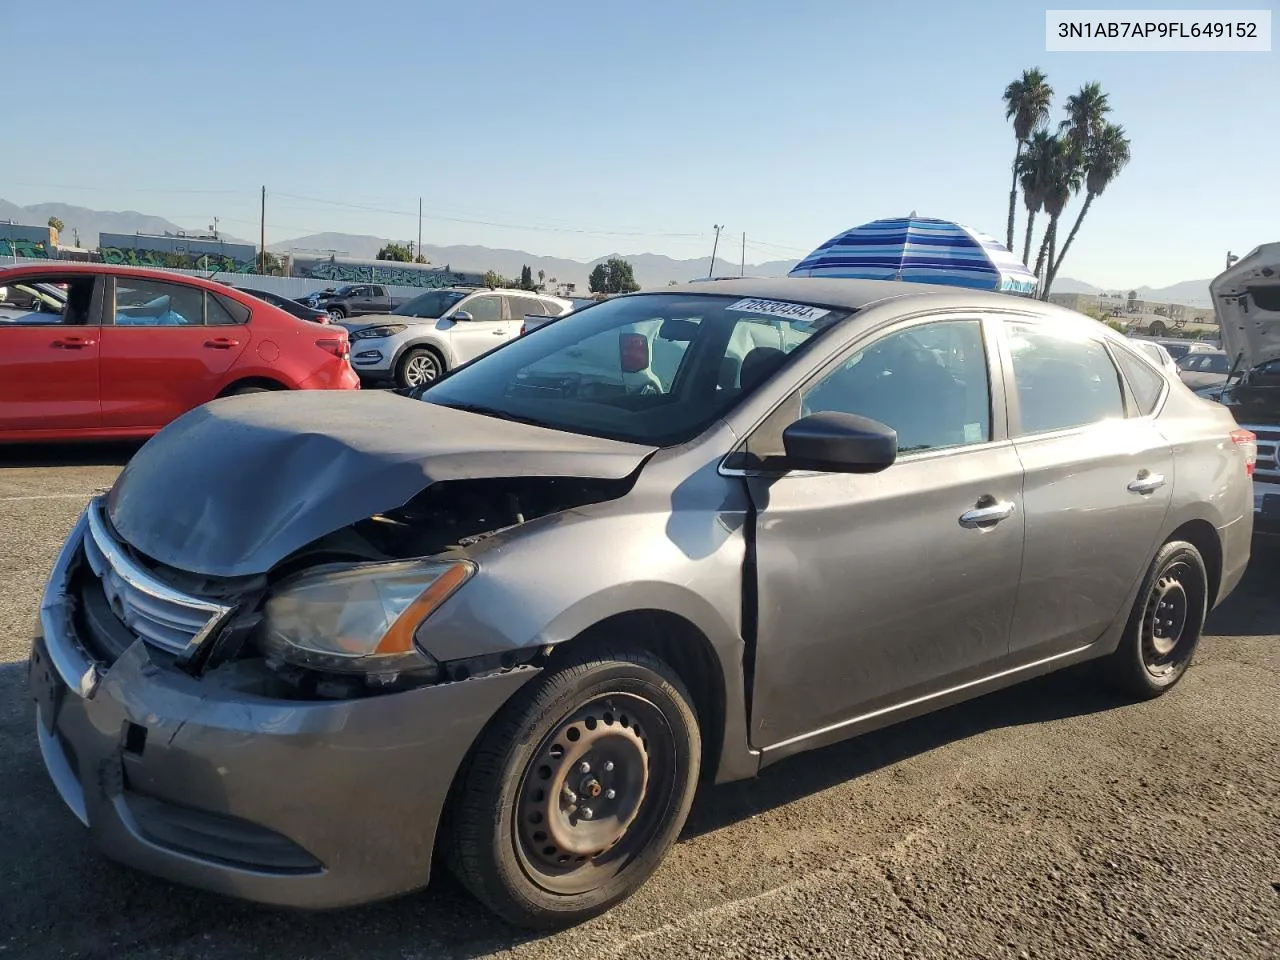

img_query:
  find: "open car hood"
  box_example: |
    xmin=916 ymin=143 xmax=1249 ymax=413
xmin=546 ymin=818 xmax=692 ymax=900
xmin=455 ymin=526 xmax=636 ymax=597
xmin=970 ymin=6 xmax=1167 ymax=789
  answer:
xmin=107 ymin=390 xmax=656 ymax=578
xmin=1211 ymin=242 xmax=1280 ymax=373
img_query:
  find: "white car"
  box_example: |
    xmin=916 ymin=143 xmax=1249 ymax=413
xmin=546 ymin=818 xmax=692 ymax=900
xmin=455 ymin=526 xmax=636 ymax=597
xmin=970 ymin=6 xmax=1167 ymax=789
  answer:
xmin=1127 ymin=337 xmax=1179 ymax=376
xmin=343 ymin=288 xmax=573 ymax=387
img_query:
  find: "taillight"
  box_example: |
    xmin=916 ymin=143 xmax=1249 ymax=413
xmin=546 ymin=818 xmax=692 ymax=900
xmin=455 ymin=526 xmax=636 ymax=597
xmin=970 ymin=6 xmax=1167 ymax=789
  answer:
xmin=316 ymin=336 xmax=350 ymax=360
xmin=1231 ymin=428 xmax=1257 ymax=476
xmin=519 ymin=322 xmax=527 ymax=336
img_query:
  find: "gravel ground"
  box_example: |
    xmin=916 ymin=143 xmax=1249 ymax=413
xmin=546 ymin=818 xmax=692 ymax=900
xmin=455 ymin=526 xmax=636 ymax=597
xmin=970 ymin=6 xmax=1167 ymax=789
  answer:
xmin=1 ymin=444 xmax=1276 ymax=960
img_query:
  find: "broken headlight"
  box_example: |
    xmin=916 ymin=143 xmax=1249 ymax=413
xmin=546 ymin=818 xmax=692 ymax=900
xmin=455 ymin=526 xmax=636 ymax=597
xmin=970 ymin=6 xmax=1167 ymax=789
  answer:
xmin=259 ymin=559 xmax=474 ymax=678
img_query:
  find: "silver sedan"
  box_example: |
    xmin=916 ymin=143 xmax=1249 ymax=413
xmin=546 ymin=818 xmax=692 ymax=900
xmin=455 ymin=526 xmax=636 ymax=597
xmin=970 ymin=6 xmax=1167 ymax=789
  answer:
xmin=31 ymin=279 xmax=1255 ymax=928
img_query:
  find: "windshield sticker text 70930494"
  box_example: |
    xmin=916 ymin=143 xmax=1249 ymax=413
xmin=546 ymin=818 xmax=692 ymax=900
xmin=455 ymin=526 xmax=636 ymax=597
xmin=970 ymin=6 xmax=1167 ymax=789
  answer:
xmin=724 ymin=298 xmax=830 ymax=323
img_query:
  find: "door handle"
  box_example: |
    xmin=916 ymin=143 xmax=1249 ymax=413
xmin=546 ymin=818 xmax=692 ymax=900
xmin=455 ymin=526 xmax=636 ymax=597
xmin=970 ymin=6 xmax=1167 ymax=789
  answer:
xmin=1127 ymin=473 xmax=1166 ymax=495
xmin=959 ymin=500 xmax=1016 ymax=528
xmin=203 ymin=338 xmax=240 ymax=349
xmin=51 ymin=337 xmax=95 ymax=349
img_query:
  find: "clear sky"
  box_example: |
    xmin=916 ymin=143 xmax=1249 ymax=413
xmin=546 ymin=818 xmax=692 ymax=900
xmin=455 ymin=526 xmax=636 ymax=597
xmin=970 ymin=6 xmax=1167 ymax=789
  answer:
xmin=2 ymin=1 xmax=1275 ymax=287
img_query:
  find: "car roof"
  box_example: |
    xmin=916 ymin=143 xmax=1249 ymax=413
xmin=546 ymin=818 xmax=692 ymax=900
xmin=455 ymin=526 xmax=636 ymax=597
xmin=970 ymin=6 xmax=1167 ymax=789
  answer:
xmin=660 ymin=276 xmax=1076 ymax=317
xmin=0 ymin=262 xmax=242 ymax=296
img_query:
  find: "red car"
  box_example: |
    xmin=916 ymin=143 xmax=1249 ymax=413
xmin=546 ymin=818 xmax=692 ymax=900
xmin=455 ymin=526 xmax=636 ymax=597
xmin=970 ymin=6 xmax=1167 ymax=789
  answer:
xmin=0 ymin=264 xmax=360 ymax=442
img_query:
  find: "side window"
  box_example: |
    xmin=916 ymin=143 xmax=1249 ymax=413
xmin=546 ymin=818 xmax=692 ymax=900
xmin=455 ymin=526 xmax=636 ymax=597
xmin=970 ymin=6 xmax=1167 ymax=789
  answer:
xmin=0 ymin=277 xmax=96 ymax=326
xmin=510 ymin=296 xmax=546 ymax=318
xmin=1111 ymin=343 xmax=1167 ymax=416
xmin=112 ymin=278 xmax=204 ymax=326
xmin=371 ymin=286 xmax=384 ymax=297
xmin=1007 ymin=322 xmax=1125 ymax=434
xmin=800 ymin=319 xmax=991 ymax=454
xmin=1206 ymin=354 xmax=1231 ymax=374
xmin=207 ymin=292 xmax=250 ymax=326
xmin=463 ymin=295 xmax=502 ymax=323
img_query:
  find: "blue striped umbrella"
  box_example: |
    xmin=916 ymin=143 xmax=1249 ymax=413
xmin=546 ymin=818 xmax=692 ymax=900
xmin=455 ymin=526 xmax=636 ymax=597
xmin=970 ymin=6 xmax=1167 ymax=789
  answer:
xmin=788 ymin=216 xmax=1039 ymax=296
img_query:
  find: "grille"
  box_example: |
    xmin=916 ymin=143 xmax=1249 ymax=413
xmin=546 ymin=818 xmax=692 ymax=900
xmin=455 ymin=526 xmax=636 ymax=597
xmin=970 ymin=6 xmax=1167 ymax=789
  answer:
xmin=83 ymin=500 xmax=233 ymax=657
xmin=1242 ymin=423 xmax=1280 ymax=482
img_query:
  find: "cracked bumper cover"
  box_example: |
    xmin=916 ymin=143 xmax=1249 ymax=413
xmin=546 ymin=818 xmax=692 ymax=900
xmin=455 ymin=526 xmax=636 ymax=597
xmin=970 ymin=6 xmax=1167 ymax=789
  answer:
xmin=29 ymin=513 xmax=538 ymax=909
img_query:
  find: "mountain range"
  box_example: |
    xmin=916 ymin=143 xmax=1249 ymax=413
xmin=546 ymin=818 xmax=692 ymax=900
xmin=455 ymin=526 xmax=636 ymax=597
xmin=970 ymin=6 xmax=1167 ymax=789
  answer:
xmin=268 ymin=232 xmax=797 ymax=292
xmin=2 ymin=199 xmax=1215 ymax=305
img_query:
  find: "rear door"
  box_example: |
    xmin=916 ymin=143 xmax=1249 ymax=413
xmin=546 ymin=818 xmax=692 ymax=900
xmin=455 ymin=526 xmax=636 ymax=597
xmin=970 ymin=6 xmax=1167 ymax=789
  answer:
xmin=1000 ymin=319 xmax=1174 ymax=660
xmin=99 ymin=275 xmax=251 ymax=429
xmin=0 ymin=274 xmax=104 ymax=433
xmin=446 ymin=293 xmax=509 ymax=365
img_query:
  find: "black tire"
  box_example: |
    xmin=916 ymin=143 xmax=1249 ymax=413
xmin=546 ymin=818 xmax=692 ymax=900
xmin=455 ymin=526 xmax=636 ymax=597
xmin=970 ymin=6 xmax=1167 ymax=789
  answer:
xmin=444 ymin=649 xmax=701 ymax=929
xmin=225 ymin=384 xmax=272 ymax=396
xmin=327 ymin=307 xmax=346 ymax=321
xmin=396 ymin=347 xmax=444 ymax=388
xmin=1102 ymin=540 xmax=1208 ymax=699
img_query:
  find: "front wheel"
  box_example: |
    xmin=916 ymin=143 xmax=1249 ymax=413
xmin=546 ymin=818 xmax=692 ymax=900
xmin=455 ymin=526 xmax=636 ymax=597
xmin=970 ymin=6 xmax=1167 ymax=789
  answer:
xmin=1102 ymin=540 xmax=1208 ymax=699
xmin=445 ymin=649 xmax=701 ymax=929
xmin=397 ymin=347 xmax=443 ymax=388
xmin=327 ymin=307 xmax=345 ymax=322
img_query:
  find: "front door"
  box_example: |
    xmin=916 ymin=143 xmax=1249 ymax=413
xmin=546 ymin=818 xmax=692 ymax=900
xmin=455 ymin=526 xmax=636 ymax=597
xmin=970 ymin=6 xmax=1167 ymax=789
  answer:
xmin=447 ymin=293 xmax=509 ymax=365
xmin=746 ymin=316 xmax=1025 ymax=749
xmin=0 ymin=274 xmax=104 ymax=433
xmin=99 ymin=276 xmax=250 ymax=429
xmin=999 ymin=319 xmax=1174 ymax=659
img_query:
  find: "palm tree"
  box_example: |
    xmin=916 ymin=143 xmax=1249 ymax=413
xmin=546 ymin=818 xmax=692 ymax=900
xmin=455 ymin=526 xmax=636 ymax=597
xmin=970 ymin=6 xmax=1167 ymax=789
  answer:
xmin=1046 ymin=123 xmax=1130 ymax=294
xmin=1017 ymin=131 xmax=1056 ymax=266
xmin=1002 ymin=69 xmax=1054 ymax=252
xmin=1032 ymin=135 xmax=1081 ymax=291
xmin=1059 ymin=82 xmax=1111 ymax=158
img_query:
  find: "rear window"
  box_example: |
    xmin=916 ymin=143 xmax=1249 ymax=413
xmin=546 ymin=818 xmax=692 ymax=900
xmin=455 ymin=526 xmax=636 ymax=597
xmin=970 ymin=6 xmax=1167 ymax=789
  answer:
xmin=1111 ymin=343 xmax=1167 ymax=416
xmin=210 ymin=293 xmax=250 ymax=325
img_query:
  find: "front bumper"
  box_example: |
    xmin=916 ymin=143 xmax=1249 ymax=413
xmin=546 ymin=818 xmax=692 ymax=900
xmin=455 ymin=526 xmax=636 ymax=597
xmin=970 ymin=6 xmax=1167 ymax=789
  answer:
xmin=349 ymin=344 xmax=394 ymax=376
xmin=29 ymin=512 xmax=537 ymax=908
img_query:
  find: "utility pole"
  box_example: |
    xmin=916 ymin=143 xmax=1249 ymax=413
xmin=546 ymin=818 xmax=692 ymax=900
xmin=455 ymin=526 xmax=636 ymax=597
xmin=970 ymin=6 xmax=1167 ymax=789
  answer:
xmin=418 ymin=197 xmax=423 ymax=262
xmin=740 ymin=232 xmax=746 ymax=276
xmin=709 ymin=224 xmax=722 ymax=278
xmin=259 ymin=185 xmax=266 ymax=275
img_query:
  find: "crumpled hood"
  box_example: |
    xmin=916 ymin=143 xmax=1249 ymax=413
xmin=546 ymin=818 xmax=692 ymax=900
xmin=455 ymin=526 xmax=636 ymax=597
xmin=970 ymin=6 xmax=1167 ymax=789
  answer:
xmin=107 ymin=390 xmax=656 ymax=578
xmin=1212 ymin=242 xmax=1280 ymax=372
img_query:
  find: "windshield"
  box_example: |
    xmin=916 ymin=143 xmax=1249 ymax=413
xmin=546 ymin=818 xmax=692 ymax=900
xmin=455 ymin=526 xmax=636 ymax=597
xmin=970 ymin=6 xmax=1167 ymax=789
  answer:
xmin=392 ymin=290 xmax=468 ymax=318
xmin=417 ymin=293 xmax=847 ymax=446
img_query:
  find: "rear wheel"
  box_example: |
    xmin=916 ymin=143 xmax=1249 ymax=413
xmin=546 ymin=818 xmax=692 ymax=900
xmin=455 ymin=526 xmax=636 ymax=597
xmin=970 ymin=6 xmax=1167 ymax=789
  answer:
xmin=224 ymin=384 xmax=273 ymax=396
xmin=445 ymin=649 xmax=700 ymax=929
xmin=1102 ymin=540 xmax=1208 ymax=699
xmin=397 ymin=347 xmax=443 ymax=388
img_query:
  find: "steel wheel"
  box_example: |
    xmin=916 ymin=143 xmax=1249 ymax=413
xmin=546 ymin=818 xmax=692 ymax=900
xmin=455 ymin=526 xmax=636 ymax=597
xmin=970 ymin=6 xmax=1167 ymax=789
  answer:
xmin=1139 ymin=557 xmax=1201 ymax=678
xmin=444 ymin=649 xmax=700 ymax=928
xmin=399 ymin=349 xmax=441 ymax=387
xmin=514 ymin=693 xmax=674 ymax=895
xmin=1103 ymin=539 xmax=1207 ymax=698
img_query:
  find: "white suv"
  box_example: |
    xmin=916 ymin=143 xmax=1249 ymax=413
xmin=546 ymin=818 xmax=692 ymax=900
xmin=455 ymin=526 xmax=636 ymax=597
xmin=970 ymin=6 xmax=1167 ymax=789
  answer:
xmin=343 ymin=288 xmax=572 ymax=387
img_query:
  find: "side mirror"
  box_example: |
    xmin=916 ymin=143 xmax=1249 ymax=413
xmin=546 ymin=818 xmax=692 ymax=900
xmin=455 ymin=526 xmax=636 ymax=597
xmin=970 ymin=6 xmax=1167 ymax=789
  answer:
xmin=452 ymin=310 xmax=473 ymax=322
xmin=781 ymin=411 xmax=897 ymax=474
xmin=619 ymin=332 xmax=650 ymax=373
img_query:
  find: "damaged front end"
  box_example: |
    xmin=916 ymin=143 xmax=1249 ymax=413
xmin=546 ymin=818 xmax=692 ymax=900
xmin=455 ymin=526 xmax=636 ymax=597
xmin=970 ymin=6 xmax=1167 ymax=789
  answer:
xmin=85 ymin=389 xmax=656 ymax=697
xmin=77 ymin=473 xmax=639 ymax=702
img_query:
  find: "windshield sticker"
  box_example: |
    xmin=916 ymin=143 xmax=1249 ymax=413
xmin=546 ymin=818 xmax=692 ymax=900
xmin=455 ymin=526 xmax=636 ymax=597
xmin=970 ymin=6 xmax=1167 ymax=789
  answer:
xmin=724 ymin=298 xmax=830 ymax=323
